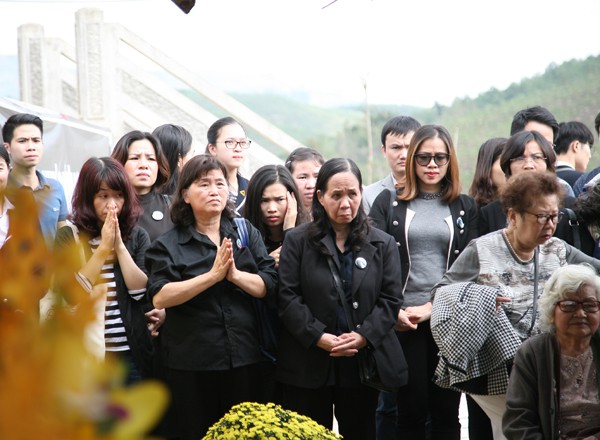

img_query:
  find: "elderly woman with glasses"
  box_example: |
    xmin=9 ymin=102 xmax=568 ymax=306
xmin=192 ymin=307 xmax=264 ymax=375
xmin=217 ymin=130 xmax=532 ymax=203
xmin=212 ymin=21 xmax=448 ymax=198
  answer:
xmin=369 ymin=124 xmax=478 ymax=439
xmin=478 ymin=131 xmax=590 ymax=254
xmin=503 ymin=264 xmax=600 ymax=439
xmin=431 ymin=171 xmax=600 ymax=440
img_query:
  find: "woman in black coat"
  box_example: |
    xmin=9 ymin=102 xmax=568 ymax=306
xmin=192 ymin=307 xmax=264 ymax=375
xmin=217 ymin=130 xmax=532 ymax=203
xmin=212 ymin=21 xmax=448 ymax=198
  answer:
xmin=277 ymin=158 xmax=406 ymax=440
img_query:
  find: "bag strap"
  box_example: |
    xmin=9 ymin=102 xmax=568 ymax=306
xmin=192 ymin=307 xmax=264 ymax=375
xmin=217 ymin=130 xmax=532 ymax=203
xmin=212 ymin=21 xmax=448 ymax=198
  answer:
xmin=528 ymin=246 xmax=540 ymax=337
xmin=564 ymin=208 xmax=581 ymax=250
xmin=65 ymin=221 xmax=86 ymax=265
xmin=326 ymin=255 xmax=356 ymax=330
xmin=233 ymin=217 xmax=250 ymax=248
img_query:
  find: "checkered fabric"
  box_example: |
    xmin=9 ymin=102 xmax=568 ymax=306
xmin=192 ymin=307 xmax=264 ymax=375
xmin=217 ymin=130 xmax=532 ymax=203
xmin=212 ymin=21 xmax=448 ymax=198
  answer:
xmin=431 ymin=282 xmax=522 ymax=395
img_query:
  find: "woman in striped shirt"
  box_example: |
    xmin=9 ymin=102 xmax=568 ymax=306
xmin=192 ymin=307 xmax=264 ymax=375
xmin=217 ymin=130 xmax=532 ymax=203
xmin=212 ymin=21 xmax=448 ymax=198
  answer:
xmin=54 ymin=157 xmax=152 ymax=383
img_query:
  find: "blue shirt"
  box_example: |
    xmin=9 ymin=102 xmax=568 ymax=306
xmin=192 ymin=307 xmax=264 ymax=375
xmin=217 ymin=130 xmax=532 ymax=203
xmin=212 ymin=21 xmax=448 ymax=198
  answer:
xmin=8 ymin=170 xmax=68 ymax=246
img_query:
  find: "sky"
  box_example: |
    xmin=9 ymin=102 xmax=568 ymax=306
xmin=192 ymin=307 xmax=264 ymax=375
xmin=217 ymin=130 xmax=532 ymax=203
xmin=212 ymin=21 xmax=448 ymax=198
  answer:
xmin=1 ymin=0 xmax=599 ymax=108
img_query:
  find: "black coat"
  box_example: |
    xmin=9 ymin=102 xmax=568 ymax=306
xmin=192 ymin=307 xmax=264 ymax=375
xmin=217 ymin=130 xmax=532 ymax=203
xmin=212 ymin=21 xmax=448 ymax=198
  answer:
xmin=369 ymin=191 xmax=479 ymax=292
xmin=276 ymin=223 xmax=407 ymax=389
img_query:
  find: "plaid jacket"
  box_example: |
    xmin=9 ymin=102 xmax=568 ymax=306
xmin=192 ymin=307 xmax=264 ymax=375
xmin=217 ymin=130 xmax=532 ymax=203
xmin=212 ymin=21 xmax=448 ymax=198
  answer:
xmin=431 ymin=281 xmax=522 ymax=395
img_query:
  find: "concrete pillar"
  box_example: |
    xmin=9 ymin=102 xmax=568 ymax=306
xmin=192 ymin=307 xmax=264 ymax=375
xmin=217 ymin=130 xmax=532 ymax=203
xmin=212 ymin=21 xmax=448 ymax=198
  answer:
xmin=17 ymin=24 xmax=45 ymax=106
xmin=75 ymin=8 xmax=120 ymax=132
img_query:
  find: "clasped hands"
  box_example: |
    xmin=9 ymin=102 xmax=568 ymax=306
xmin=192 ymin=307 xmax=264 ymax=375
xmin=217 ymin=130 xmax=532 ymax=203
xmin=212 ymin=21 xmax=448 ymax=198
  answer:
xmin=395 ymin=302 xmax=432 ymax=332
xmin=210 ymin=237 xmax=240 ymax=282
xmin=317 ymin=331 xmax=367 ymax=357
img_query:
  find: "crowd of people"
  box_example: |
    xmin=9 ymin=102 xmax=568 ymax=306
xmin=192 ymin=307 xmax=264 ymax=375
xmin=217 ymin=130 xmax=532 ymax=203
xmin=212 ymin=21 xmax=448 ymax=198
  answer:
xmin=1 ymin=106 xmax=600 ymax=440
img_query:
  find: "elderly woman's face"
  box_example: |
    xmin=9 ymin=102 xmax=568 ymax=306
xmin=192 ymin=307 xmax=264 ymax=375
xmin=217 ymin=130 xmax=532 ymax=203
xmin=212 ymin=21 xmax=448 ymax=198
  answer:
xmin=317 ymin=171 xmax=361 ymax=230
xmin=508 ymin=193 xmax=559 ymax=248
xmin=553 ymin=284 xmax=600 ymax=342
xmin=183 ymin=169 xmax=229 ymax=218
xmin=509 ymin=141 xmax=548 ymax=177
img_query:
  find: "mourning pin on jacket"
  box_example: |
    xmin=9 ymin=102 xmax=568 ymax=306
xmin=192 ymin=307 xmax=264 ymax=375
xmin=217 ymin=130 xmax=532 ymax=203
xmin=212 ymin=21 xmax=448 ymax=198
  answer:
xmin=152 ymin=210 xmax=164 ymax=221
xmin=355 ymin=257 xmax=367 ymax=269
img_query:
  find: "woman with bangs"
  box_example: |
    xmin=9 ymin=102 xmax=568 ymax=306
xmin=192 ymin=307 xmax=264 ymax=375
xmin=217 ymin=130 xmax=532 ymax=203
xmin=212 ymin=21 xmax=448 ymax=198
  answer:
xmin=369 ymin=124 xmax=478 ymax=439
xmin=145 ymin=155 xmax=277 ymax=439
xmin=54 ymin=157 xmax=152 ymax=383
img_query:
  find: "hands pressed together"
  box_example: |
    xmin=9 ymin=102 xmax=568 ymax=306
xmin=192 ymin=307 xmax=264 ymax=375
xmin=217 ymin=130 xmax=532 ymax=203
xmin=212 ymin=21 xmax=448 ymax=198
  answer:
xmin=210 ymin=237 xmax=241 ymax=283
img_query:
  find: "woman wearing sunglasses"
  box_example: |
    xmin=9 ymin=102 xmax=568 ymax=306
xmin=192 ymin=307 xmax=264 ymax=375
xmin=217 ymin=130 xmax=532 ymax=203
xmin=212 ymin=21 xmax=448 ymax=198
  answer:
xmin=369 ymin=124 xmax=478 ymax=439
xmin=504 ymin=264 xmax=600 ymax=439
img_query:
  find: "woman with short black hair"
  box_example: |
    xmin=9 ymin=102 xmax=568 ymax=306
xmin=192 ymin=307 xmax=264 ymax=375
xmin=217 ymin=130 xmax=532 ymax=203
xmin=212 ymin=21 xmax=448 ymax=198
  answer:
xmin=145 ymin=154 xmax=277 ymax=439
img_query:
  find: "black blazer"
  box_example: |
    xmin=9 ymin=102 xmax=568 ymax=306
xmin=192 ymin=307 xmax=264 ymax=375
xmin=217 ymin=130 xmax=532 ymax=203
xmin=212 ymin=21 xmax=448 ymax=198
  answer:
xmin=369 ymin=191 xmax=479 ymax=292
xmin=276 ymin=223 xmax=407 ymax=389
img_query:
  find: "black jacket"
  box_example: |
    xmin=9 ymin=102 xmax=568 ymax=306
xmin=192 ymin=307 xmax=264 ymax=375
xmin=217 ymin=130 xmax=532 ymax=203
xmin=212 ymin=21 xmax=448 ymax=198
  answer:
xmin=276 ymin=223 xmax=407 ymax=389
xmin=369 ymin=191 xmax=479 ymax=292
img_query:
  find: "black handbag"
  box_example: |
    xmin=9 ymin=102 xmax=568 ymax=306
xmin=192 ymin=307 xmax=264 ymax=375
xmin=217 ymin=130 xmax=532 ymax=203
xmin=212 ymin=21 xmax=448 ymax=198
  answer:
xmin=326 ymin=256 xmax=399 ymax=393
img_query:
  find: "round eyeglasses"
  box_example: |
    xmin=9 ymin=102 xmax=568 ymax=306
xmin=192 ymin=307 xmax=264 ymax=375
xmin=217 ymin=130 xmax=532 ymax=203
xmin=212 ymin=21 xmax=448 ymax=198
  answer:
xmin=414 ymin=153 xmax=450 ymax=167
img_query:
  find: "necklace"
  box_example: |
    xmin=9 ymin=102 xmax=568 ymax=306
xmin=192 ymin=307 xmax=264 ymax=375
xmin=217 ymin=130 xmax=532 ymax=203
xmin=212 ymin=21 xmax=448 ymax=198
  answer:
xmin=502 ymin=229 xmax=534 ymax=264
xmin=419 ymin=190 xmax=443 ymax=200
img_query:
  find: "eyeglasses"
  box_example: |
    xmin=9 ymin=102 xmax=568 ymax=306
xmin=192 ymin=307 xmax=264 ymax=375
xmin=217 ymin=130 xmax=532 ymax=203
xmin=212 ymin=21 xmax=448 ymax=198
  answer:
xmin=509 ymin=154 xmax=546 ymax=164
xmin=414 ymin=153 xmax=450 ymax=167
xmin=221 ymin=139 xmax=252 ymax=149
xmin=524 ymin=211 xmax=564 ymax=225
xmin=556 ymin=299 xmax=600 ymax=313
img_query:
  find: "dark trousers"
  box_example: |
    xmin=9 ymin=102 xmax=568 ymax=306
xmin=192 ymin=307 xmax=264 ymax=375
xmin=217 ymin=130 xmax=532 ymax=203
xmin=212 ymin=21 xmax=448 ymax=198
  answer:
xmin=166 ymin=364 xmax=259 ymax=440
xmin=280 ymin=382 xmax=379 ymax=440
xmin=395 ymin=322 xmax=461 ymax=440
xmin=376 ymin=390 xmax=397 ymax=439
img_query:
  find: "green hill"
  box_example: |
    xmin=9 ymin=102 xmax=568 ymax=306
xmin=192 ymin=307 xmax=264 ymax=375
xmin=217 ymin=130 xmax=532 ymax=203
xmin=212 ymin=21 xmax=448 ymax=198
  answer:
xmin=184 ymin=53 xmax=600 ymax=190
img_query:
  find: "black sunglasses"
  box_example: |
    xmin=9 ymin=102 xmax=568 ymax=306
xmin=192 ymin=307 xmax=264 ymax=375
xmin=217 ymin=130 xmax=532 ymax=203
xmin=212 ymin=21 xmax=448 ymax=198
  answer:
xmin=414 ymin=153 xmax=450 ymax=167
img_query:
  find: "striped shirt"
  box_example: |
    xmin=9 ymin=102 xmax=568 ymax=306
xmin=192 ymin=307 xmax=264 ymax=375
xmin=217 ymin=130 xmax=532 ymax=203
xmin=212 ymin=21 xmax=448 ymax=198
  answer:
xmin=89 ymin=237 xmax=146 ymax=352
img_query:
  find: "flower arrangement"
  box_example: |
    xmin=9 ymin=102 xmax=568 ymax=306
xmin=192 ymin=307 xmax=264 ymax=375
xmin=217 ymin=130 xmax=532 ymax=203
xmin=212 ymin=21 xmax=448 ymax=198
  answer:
xmin=0 ymin=192 xmax=167 ymax=439
xmin=203 ymin=402 xmax=342 ymax=440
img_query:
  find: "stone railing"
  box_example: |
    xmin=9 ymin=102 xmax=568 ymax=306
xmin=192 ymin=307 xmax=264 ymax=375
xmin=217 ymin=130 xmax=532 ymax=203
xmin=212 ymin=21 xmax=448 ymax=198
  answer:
xmin=17 ymin=8 xmax=306 ymax=173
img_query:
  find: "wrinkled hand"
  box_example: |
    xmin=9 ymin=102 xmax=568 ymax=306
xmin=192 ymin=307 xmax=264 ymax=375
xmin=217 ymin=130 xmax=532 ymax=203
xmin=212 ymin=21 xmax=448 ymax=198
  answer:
xmin=330 ymin=331 xmax=366 ymax=357
xmin=269 ymin=246 xmax=282 ymax=269
xmin=145 ymin=308 xmax=166 ymax=337
xmin=395 ymin=308 xmax=418 ymax=331
xmin=496 ymin=296 xmax=511 ymax=311
xmin=283 ymin=192 xmax=298 ymax=230
xmin=316 ymin=333 xmax=342 ymax=353
xmin=211 ymin=237 xmax=232 ymax=282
